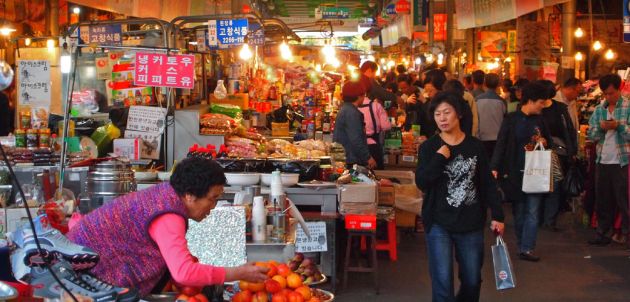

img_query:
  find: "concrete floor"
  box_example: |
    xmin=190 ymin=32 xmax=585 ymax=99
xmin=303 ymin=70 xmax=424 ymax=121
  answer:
xmin=334 ymin=205 xmax=630 ymax=302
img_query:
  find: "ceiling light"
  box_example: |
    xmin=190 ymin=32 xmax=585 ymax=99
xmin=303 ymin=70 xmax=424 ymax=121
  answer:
xmin=24 ymin=38 xmax=31 ymax=46
xmin=574 ymin=27 xmax=584 ymax=38
xmin=73 ymin=7 xmax=81 ymax=14
xmin=279 ymin=41 xmax=293 ymax=61
xmin=592 ymin=40 xmax=603 ymax=51
xmin=605 ymin=49 xmax=615 ymax=60
xmin=239 ymin=43 xmax=253 ymax=60
xmin=574 ymin=52 xmax=583 ymax=61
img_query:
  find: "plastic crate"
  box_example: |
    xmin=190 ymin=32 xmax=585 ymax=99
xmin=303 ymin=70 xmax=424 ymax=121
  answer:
xmin=344 ymin=214 xmax=377 ymax=231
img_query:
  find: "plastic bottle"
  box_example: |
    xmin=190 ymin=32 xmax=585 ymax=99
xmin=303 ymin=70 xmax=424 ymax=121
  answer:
xmin=251 ymin=196 xmax=267 ymax=243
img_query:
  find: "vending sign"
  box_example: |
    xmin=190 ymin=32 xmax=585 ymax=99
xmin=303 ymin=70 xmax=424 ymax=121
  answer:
xmin=216 ymin=19 xmax=248 ymax=45
xmin=84 ymin=25 xmax=123 ymax=46
xmin=134 ymin=53 xmax=195 ymax=89
xmin=624 ymin=0 xmax=630 ymax=43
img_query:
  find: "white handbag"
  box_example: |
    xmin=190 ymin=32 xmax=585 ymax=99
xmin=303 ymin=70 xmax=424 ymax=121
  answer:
xmin=522 ymin=142 xmax=553 ymax=193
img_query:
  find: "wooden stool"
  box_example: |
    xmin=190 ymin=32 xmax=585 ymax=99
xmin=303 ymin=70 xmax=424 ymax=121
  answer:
xmin=360 ymin=217 xmax=398 ymax=261
xmin=343 ymin=229 xmax=379 ymax=294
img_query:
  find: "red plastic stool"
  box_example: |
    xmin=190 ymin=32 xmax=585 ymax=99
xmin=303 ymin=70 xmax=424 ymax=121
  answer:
xmin=360 ymin=217 xmax=398 ymax=261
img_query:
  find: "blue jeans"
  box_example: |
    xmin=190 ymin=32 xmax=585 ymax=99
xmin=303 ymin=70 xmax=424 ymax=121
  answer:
xmin=513 ymin=194 xmax=543 ymax=253
xmin=426 ymin=224 xmax=484 ymax=302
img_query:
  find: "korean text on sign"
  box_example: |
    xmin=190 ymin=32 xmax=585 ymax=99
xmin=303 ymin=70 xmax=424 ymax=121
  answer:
xmin=216 ymin=19 xmax=248 ymax=45
xmin=134 ymin=53 xmax=195 ymax=89
xmin=88 ymin=25 xmax=122 ymax=46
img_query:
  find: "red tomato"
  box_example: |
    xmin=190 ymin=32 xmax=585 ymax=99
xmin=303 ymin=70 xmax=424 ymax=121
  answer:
xmin=287 ymin=292 xmax=304 ymax=302
xmin=264 ymin=279 xmax=282 ymax=294
xmin=271 ymin=293 xmax=288 ymax=302
xmin=252 ymin=291 xmax=269 ymax=302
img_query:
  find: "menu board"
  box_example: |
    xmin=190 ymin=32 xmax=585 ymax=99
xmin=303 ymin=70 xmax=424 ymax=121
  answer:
xmin=17 ymin=60 xmax=50 ymax=106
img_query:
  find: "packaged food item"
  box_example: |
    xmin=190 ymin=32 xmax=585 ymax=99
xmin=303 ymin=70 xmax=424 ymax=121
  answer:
xmin=20 ymin=110 xmax=31 ymax=129
xmin=31 ymin=107 xmax=49 ymax=129
xmin=38 ymin=128 xmax=51 ymax=148
xmin=26 ymin=129 xmax=39 ymax=149
xmin=15 ymin=129 xmax=26 ymax=148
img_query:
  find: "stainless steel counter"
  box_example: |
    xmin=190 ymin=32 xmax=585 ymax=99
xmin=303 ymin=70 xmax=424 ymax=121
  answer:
xmin=223 ymin=186 xmax=339 ymax=213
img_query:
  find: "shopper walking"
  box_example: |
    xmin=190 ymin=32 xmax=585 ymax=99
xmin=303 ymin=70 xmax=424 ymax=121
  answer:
xmin=554 ymin=77 xmax=582 ymax=131
xmin=491 ymin=82 xmax=551 ymax=262
xmin=360 ymin=61 xmax=398 ymax=108
xmin=476 ymin=73 xmax=506 ymax=158
xmin=358 ymin=82 xmax=392 ymax=170
xmin=333 ymin=81 xmax=377 ymax=169
xmin=539 ymin=80 xmax=578 ymax=230
xmin=586 ymin=74 xmax=630 ymax=247
xmin=416 ymin=91 xmax=504 ymax=302
xmin=443 ymin=79 xmax=476 ymax=137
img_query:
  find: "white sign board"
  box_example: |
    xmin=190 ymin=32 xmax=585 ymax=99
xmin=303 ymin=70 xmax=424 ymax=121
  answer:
xmin=296 ymin=221 xmax=328 ymax=253
xmin=17 ymin=60 xmax=51 ymax=106
xmin=125 ymin=106 xmax=167 ymax=159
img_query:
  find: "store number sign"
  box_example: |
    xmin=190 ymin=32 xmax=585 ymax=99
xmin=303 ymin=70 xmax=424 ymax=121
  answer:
xmin=295 ymin=222 xmax=328 ymax=253
xmin=134 ymin=53 xmax=195 ymax=89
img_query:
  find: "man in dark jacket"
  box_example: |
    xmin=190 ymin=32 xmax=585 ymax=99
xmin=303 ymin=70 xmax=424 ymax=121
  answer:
xmin=0 ymin=90 xmax=10 ymax=136
xmin=333 ymin=81 xmax=376 ymax=169
xmin=360 ymin=61 xmax=397 ymax=109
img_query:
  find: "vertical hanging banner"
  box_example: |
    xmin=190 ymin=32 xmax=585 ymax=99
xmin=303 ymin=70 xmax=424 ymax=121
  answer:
xmin=413 ymin=0 xmax=428 ymax=31
xmin=17 ymin=60 xmax=50 ymax=106
xmin=134 ymin=53 xmax=195 ymax=89
xmin=207 ymin=20 xmax=218 ymax=48
xmin=624 ymin=0 xmax=630 ymax=43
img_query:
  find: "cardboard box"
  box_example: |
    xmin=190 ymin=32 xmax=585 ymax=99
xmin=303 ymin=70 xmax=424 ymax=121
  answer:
xmin=378 ymin=186 xmax=395 ymax=206
xmin=271 ymin=122 xmax=290 ymax=137
xmin=210 ymin=93 xmax=249 ymax=109
xmin=1 ymin=208 xmax=40 ymax=236
xmin=383 ymin=153 xmax=397 ymax=165
xmin=113 ymin=138 xmax=143 ymax=161
xmin=339 ymin=182 xmax=377 ymax=204
xmin=395 ymin=208 xmax=417 ymax=228
xmin=398 ymin=155 xmax=417 ymax=168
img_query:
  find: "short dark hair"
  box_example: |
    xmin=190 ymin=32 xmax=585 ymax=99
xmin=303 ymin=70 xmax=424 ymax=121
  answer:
xmin=520 ymin=82 xmax=548 ymax=105
xmin=599 ymin=74 xmax=622 ymax=91
xmin=423 ymin=69 xmax=447 ymax=90
xmin=429 ymin=91 xmax=465 ymax=120
xmin=397 ymin=74 xmax=412 ymax=84
xmin=396 ymin=64 xmax=407 ymax=74
xmin=502 ymin=78 xmax=513 ymax=90
xmin=513 ymin=78 xmax=530 ymax=89
xmin=472 ymin=70 xmax=485 ymax=85
xmin=484 ymin=73 xmax=500 ymax=90
xmin=535 ymin=79 xmax=557 ymax=99
xmin=563 ymin=77 xmax=582 ymax=88
xmin=360 ymin=61 xmax=378 ymax=73
xmin=170 ymin=158 xmax=227 ymax=198
xmin=443 ymin=79 xmax=465 ymax=97
xmin=463 ymin=75 xmax=472 ymax=85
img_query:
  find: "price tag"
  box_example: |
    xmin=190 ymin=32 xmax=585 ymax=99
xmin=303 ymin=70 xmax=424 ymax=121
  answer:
xmin=295 ymin=222 xmax=327 ymax=253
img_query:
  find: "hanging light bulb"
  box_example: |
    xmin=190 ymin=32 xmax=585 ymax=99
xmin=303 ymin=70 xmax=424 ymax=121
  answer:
xmin=0 ymin=26 xmax=16 ymax=36
xmin=46 ymin=39 xmax=55 ymax=52
xmin=426 ymin=54 xmax=434 ymax=63
xmin=24 ymin=38 xmax=32 ymax=46
xmin=380 ymin=58 xmax=386 ymax=64
xmin=574 ymin=27 xmax=584 ymax=38
xmin=504 ymin=57 xmax=512 ymax=63
xmin=239 ymin=43 xmax=253 ymax=60
xmin=387 ymin=60 xmax=395 ymax=69
xmin=322 ymin=43 xmax=336 ymax=58
xmin=414 ymin=57 xmax=422 ymax=66
xmin=477 ymin=53 xmax=483 ymax=61
xmin=331 ymin=58 xmax=341 ymax=69
xmin=73 ymin=6 xmax=81 ymax=14
xmin=279 ymin=41 xmax=293 ymax=61
xmin=592 ymin=40 xmax=603 ymax=51
xmin=574 ymin=52 xmax=584 ymax=61
xmin=605 ymin=49 xmax=615 ymax=60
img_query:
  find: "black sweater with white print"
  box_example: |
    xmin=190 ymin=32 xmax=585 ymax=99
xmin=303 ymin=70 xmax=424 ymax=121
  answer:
xmin=416 ymin=135 xmax=505 ymax=233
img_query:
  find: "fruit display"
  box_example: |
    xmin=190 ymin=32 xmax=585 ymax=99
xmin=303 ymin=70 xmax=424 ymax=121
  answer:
xmin=287 ymin=253 xmax=325 ymax=285
xmin=228 ymin=260 xmax=332 ymax=302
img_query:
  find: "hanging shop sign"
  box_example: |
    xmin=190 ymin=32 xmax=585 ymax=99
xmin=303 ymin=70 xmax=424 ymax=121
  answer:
xmin=413 ymin=0 xmax=428 ymax=31
xmin=249 ymin=23 xmax=265 ymax=46
xmin=386 ymin=4 xmax=397 ymax=16
xmin=134 ymin=53 xmax=195 ymax=89
xmin=624 ymin=0 xmax=630 ymax=43
xmin=507 ymin=30 xmax=517 ymax=53
xmin=413 ymin=14 xmax=447 ymax=42
xmin=79 ymin=25 xmax=123 ymax=46
xmin=216 ymin=19 xmax=248 ymax=45
xmin=396 ymin=0 xmax=411 ymax=14
xmin=207 ymin=20 xmax=218 ymax=48
xmin=319 ymin=7 xmax=350 ymax=19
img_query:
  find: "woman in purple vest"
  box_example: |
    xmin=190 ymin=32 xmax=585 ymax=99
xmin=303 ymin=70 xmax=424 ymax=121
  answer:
xmin=67 ymin=158 xmax=268 ymax=296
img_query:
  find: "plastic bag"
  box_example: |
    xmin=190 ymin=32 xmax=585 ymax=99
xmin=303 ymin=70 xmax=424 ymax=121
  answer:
xmin=214 ymin=80 xmax=228 ymax=100
xmin=492 ymin=235 xmax=516 ymax=290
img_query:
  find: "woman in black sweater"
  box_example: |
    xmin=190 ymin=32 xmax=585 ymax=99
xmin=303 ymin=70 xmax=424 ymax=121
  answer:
xmin=416 ymin=92 xmax=505 ymax=302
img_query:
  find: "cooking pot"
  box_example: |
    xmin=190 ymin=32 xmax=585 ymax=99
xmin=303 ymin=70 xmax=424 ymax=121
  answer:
xmin=264 ymin=159 xmax=320 ymax=182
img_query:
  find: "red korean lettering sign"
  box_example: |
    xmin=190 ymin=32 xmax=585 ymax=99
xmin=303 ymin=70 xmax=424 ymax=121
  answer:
xmin=134 ymin=53 xmax=195 ymax=89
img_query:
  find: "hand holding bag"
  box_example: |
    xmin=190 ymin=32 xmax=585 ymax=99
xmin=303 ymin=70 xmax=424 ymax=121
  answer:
xmin=492 ymin=235 xmax=516 ymax=290
xmin=522 ymin=142 xmax=553 ymax=193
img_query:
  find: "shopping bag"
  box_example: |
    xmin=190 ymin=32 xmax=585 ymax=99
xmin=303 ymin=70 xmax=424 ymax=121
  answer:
xmin=522 ymin=142 xmax=553 ymax=193
xmin=562 ymin=160 xmax=585 ymax=197
xmin=492 ymin=235 xmax=516 ymax=290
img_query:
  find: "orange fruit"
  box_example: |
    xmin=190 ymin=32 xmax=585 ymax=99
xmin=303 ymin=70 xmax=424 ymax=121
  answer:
xmin=248 ymin=282 xmax=265 ymax=292
xmin=268 ymin=260 xmax=280 ymax=267
xmin=286 ymin=273 xmax=303 ymax=289
xmin=272 ymin=275 xmax=287 ymax=289
xmin=276 ymin=264 xmax=291 ymax=277
xmin=239 ymin=280 xmax=250 ymax=291
xmin=294 ymin=286 xmax=311 ymax=300
xmin=266 ymin=265 xmax=278 ymax=277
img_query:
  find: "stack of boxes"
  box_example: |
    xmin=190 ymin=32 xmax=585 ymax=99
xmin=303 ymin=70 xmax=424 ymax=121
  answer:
xmin=339 ymin=182 xmax=378 ymax=231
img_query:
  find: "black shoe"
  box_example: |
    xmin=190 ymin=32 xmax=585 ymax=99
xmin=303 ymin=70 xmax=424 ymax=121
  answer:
xmin=519 ymin=252 xmax=540 ymax=262
xmin=588 ymin=236 xmax=611 ymax=246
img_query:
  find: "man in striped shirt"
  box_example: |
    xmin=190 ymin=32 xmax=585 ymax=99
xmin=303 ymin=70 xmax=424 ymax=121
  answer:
xmin=587 ymin=74 xmax=630 ymax=247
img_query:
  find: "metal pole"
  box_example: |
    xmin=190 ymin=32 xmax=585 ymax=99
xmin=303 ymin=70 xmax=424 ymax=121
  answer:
xmin=446 ymin=0 xmax=454 ymax=74
xmin=588 ymin=0 xmax=593 ymax=79
xmin=428 ymin=0 xmax=434 ymax=48
xmin=561 ymin=0 xmax=576 ymax=83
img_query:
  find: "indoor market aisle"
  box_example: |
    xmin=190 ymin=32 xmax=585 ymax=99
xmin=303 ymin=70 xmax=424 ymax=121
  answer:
xmin=335 ymin=204 xmax=630 ymax=302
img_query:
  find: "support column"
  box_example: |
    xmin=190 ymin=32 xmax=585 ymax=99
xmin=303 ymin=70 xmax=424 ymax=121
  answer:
xmin=49 ymin=0 xmax=60 ymax=36
xmin=428 ymin=0 xmax=434 ymax=48
xmin=561 ymin=0 xmax=576 ymax=83
xmin=446 ymin=0 xmax=454 ymax=73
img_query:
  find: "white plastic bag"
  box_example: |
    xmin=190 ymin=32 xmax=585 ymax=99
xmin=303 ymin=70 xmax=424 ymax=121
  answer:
xmin=522 ymin=142 xmax=553 ymax=193
xmin=214 ymin=79 xmax=228 ymax=100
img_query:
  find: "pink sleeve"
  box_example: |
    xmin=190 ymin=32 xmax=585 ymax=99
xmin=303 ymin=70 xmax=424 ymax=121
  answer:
xmin=376 ymin=102 xmax=392 ymax=132
xmin=149 ymin=213 xmax=226 ymax=286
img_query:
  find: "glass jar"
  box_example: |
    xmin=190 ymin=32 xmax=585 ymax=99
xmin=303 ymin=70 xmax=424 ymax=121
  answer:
xmin=26 ymin=129 xmax=39 ymax=149
xmin=38 ymin=128 xmax=51 ymax=148
xmin=20 ymin=110 xmax=31 ymax=129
